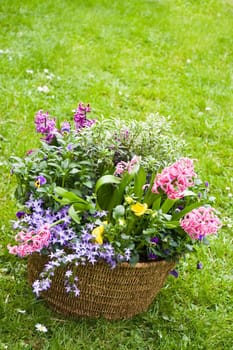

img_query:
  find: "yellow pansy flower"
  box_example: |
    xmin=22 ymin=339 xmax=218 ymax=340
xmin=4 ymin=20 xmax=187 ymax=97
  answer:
xmin=92 ymin=221 xmax=107 ymax=245
xmin=35 ymin=180 xmax=40 ymax=188
xmin=131 ymin=202 xmax=148 ymax=216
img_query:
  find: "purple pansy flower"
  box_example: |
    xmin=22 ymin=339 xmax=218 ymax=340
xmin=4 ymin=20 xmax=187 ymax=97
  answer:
xmin=148 ymin=252 xmax=158 ymax=260
xmin=16 ymin=211 xmax=25 ymax=219
xmin=66 ymin=144 xmax=73 ymax=151
xmin=169 ymin=269 xmax=179 ymax=278
xmin=151 ymin=237 xmax=159 ymax=244
xmin=35 ymin=175 xmax=47 ymax=188
xmin=61 ymin=121 xmax=71 ymax=134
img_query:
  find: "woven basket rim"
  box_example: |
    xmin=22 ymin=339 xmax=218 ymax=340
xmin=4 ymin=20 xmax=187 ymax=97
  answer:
xmin=118 ymin=259 xmax=175 ymax=269
xmin=29 ymin=252 xmax=175 ymax=270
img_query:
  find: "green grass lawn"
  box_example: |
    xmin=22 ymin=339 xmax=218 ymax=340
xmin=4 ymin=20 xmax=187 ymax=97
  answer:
xmin=0 ymin=0 xmax=233 ymax=349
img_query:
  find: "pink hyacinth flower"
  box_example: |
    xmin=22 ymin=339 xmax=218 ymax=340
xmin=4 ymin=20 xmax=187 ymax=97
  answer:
xmin=180 ymin=206 xmax=221 ymax=240
xmin=8 ymin=224 xmax=51 ymax=258
xmin=114 ymin=155 xmax=141 ymax=176
xmin=152 ymin=158 xmax=197 ymax=199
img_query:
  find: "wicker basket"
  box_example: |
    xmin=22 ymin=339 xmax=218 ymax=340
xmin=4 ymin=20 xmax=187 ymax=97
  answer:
xmin=28 ymin=253 xmax=175 ymax=320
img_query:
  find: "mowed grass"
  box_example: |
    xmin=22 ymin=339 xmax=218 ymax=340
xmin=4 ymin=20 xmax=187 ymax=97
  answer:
xmin=0 ymin=0 xmax=233 ymax=349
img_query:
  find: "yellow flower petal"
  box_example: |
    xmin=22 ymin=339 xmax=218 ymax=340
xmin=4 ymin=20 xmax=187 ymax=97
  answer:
xmin=35 ymin=180 xmax=40 ymax=188
xmin=131 ymin=202 xmax=148 ymax=216
xmin=92 ymin=225 xmax=105 ymax=245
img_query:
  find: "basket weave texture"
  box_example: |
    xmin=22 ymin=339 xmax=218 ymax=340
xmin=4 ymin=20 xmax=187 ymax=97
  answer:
xmin=28 ymin=253 xmax=175 ymax=320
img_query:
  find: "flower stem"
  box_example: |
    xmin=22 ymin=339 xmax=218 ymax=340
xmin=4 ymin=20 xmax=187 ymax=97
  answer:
xmin=50 ymin=219 xmax=65 ymax=228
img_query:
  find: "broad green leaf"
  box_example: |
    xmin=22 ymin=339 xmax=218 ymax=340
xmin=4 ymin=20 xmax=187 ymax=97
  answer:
xmin=51 ymin=195 xmax=73 ymax=206
xmin=69 ymin=168 xmax=79 ymax=174
xmin=109 ymin=172 xmax=134 ymax=210
xmin=144 ymin=172 xmax=156 ymax=204
xmin=121 ymin=233 xmax=130 ymax=240
xmin=183 ymin=190 xmax=197 ymax=197
xmin=164 ymin=221 xmax=179 ymax=229
xmin=62 ymin=159 xmax=70 ymax=169
xmin=68 ymin=205 xmax=81 ymax=224
xmin=96 ymin=183 xmax=114 ymax=210
xmin=55 ymin=187 xmax=87 ymax=204
xmin=83 ymin=180 xmax=93 ymax=189
xmin=73 ymin=202 xmax=91 ymax=211
xmin=144 ymin=192 xmax=160 ymax=207
xmin=95 ymin=175 xmax=120 ymax=194
xmin=95 ymin=174 xmax=127 ymax=212
xmin=134 ymin=166 xmax=146 ymax=199
xmin=172 ymin=202 xmax=201 ymax=220
xmin=47 ymin=162 xmax=63 ymax=169
xmin=161 ymin=198 xmax=178 ymax=213
xmin=152 ymin=196 xmax=161 ymax=210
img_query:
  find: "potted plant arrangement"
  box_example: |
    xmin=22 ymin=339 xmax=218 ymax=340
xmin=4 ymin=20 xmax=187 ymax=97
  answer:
xmin=8 ymin=103 xmax=221 ymax=320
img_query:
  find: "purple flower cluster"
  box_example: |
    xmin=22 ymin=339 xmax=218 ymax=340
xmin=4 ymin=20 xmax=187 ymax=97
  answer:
xmin=13 ymin=196 xmax=76 ymax=247
xmin=34 ymin=102 xmax=96 ymax=144
xmin=35 ymin=110 xmax=57 ymax=143
xmin=73 ymin=103 xmax=96 ymax=131
xmin=32 ymin=227 xmax=131 ymax=297
xmin=12 ymin=196 xmax=131 ymax=297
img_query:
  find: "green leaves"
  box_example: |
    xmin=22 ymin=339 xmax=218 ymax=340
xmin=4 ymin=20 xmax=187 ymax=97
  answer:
xmin=152 ymin=196 xmax=161 ymax=210
xmin=95 ymin=175 xmax=121 ymax=210
xmin=113 ymin=205 xmax=125 ymax=219
xmin=134 ymin=166 xmax=146 ymax=198
xmin=161 ymin=198 xmax=178 ymax=213
xmin=95 ymin=173 xmax=135 ymax=212
xmin=68 ymin=205 xmax=81 ymax=224
xmin=172 ymin=202 xmax=201 ymax=220
xmin=95 ymin=175 xmax=121 ymax=193
xmin=54 ymin=187 xmax=92 ymax=211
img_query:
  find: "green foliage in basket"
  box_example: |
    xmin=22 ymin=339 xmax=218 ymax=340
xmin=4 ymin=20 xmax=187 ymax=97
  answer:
xmin=8 ymin=103 xmax=221 ymax=297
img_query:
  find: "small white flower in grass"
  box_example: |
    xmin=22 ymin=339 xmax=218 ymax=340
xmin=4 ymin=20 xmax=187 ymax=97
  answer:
xmin=0 ymin=49 xmax=10 ymax=55
xmin=26 ymin=69 xmax=34 ymax=74
xmin=228 ymin=193 xmax=232 ymax=198
xmin=16 ymin=309 xmax=26 ymax=314
xmin=205 ymin=107 xmax=211 ymax=111
xmin=35 ymin=323 xmax=48 ymax=333
xmin=1 ymin=344 xmax=8 ymax=349
xmin=186 ymin=59 xmax=191 ymax=64
xmin=225 ymin=187 xmax=231 ymax=191
xmin=37 ymin=86 xmax=49 ymax=93
xmin=44 ymin=68 xmax=49 ymax=73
